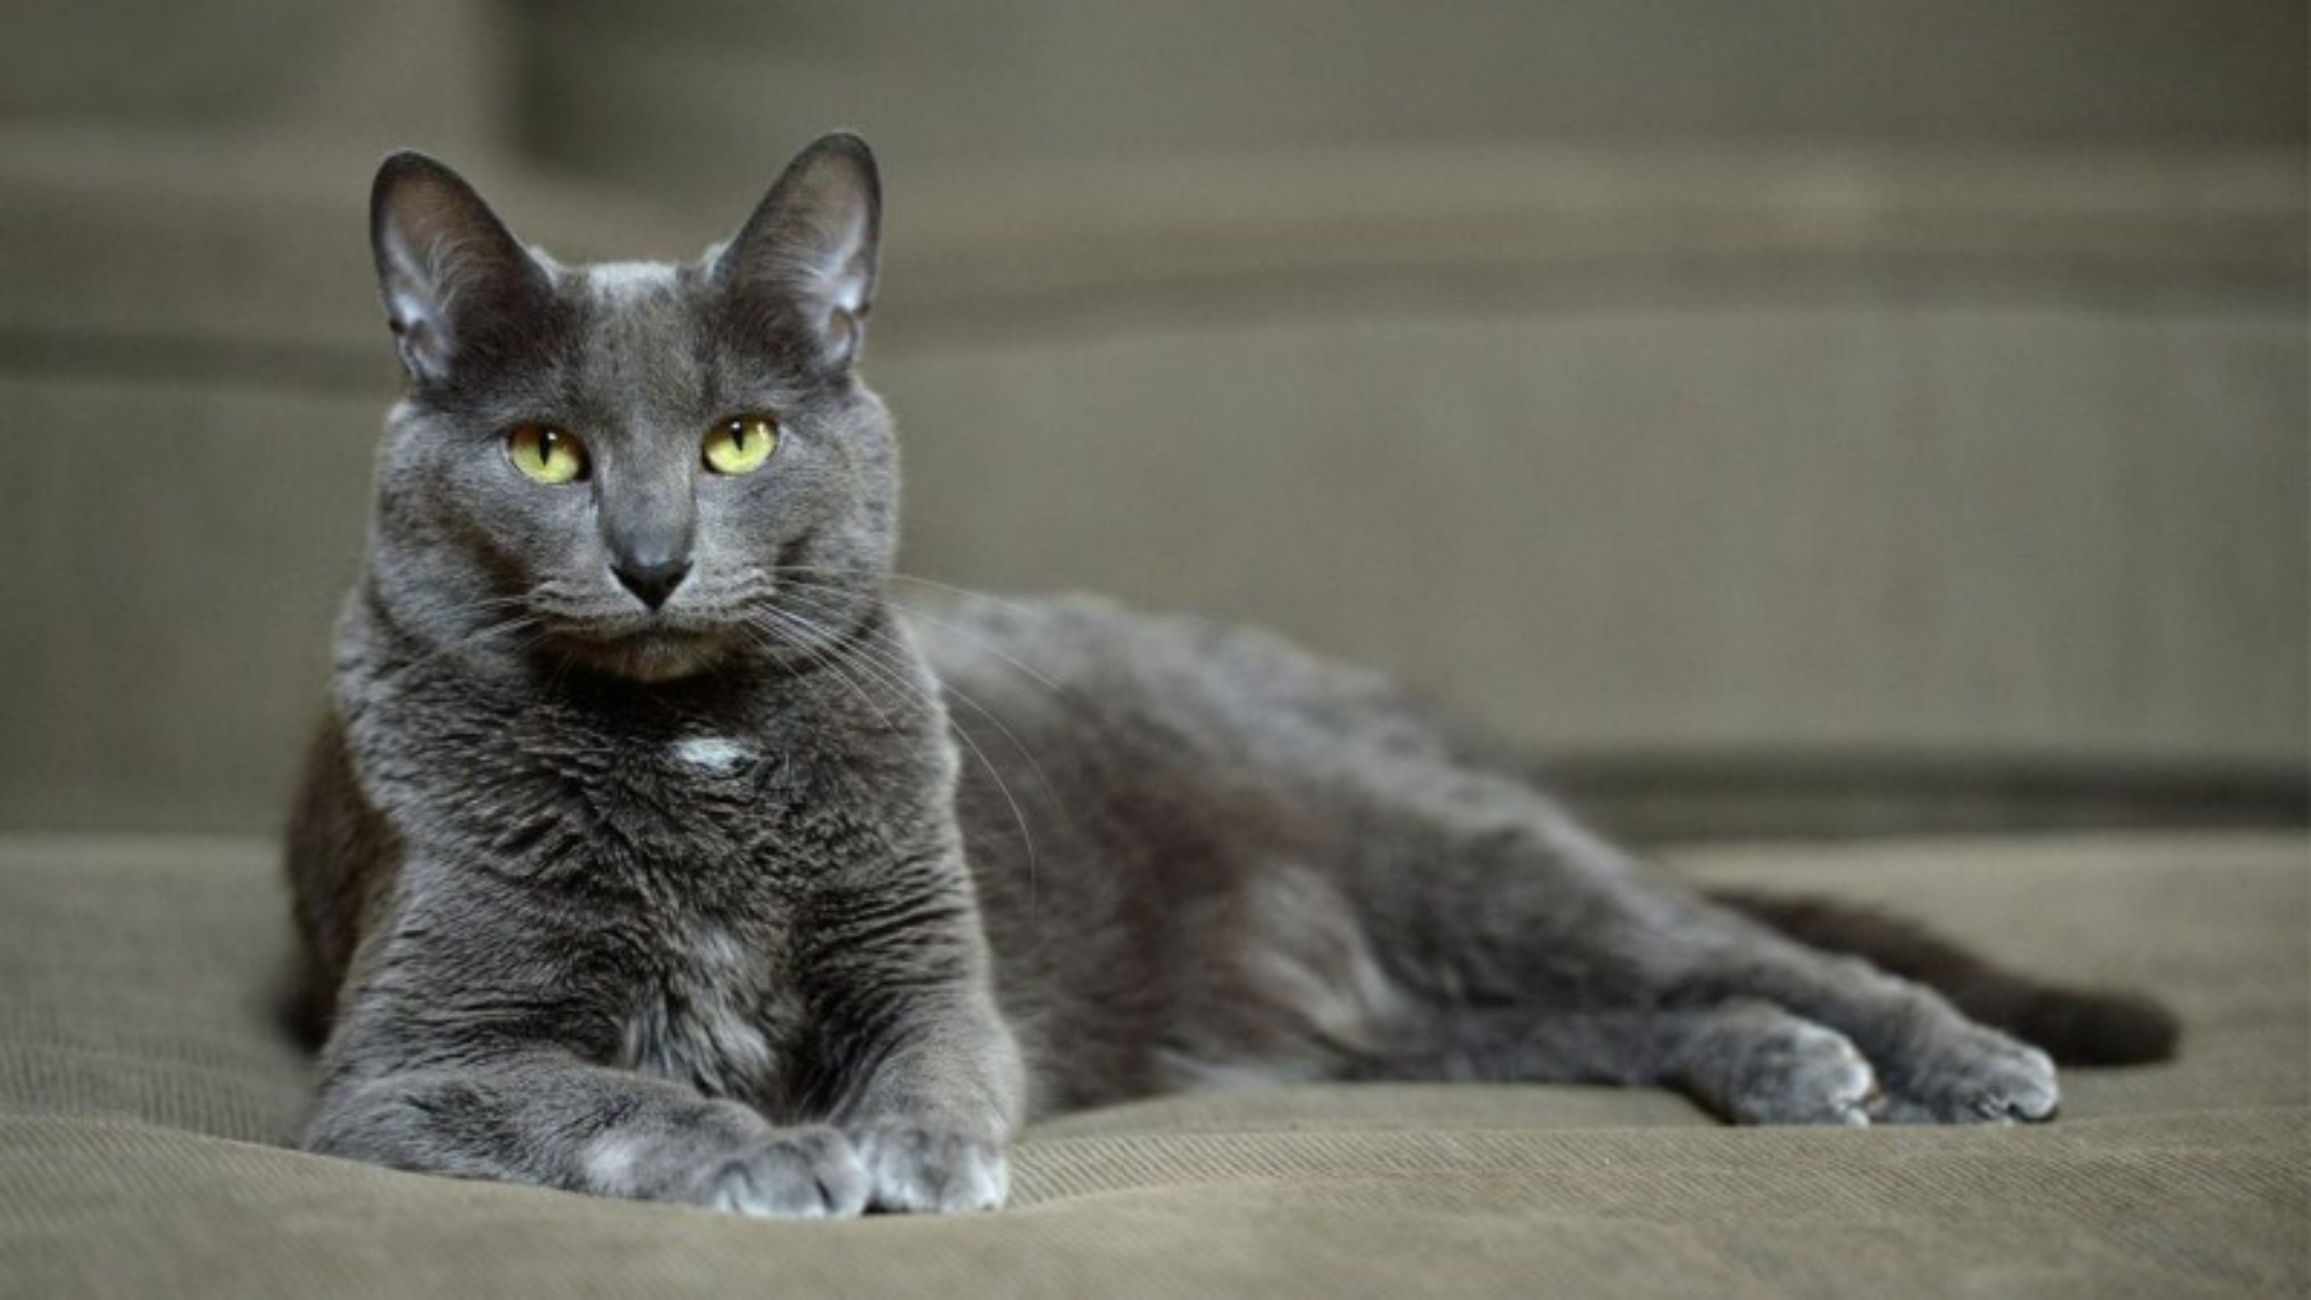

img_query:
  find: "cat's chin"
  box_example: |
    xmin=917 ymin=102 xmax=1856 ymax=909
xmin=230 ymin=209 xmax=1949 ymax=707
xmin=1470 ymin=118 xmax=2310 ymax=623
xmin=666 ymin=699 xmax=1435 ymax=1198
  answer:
xmin=557 ymin=629 xmax=733 ymax=684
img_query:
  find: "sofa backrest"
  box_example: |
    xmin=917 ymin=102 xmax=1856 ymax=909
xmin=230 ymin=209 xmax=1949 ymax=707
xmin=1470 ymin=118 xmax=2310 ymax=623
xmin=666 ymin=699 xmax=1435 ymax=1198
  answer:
xmin=1 ymin=2 xmax=2302 ymax=835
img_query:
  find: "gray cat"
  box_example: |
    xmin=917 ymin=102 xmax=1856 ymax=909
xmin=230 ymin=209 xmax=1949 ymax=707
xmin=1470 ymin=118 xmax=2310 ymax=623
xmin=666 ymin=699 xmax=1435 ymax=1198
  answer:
xmin=285 ymin=133 xmax=2175 ymax=1218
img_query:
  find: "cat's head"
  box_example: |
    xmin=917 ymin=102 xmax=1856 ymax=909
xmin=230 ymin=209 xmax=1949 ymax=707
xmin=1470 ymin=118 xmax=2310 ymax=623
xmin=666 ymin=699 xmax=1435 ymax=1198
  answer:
xmin=363 ymin=133 xmax=895 ymax=684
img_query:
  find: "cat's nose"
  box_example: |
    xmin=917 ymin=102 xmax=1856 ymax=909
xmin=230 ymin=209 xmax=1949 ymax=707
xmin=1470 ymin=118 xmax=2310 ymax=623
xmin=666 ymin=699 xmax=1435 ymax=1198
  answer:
xmin=613 ymin=554 xmax=691 ymax=610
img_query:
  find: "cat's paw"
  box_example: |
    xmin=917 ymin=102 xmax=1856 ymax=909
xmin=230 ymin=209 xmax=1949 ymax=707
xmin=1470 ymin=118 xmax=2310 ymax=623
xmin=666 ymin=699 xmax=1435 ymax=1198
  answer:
xmin=852 ymin=1121 xmax=1009 ymax=1214
xmin=686 ymin=1124 xmax=869 ymax=1219
xmin=1878 ymin=1033 xmax=2059 ymax=1125
xmin=1723 ymin=1018 xmax=1880 ymax=1126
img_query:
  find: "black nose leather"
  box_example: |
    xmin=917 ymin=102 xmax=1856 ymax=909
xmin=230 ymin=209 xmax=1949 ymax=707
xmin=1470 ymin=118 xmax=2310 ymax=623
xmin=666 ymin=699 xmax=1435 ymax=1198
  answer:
xmin=613 ymin=555 xmax=690 ymax=610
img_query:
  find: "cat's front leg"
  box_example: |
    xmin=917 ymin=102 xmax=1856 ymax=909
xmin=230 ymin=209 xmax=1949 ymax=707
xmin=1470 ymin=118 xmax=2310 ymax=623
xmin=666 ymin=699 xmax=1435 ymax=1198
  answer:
xmin=835 ymin=986 xmax=1025 ymax=1214
xmin=306 ymin=1048 xmax=871 ymax=1217
xmin=805 ymin=899 xmax=1025 ymax=1213
xmin=309 ymin=899 xmax=871 ymax=1219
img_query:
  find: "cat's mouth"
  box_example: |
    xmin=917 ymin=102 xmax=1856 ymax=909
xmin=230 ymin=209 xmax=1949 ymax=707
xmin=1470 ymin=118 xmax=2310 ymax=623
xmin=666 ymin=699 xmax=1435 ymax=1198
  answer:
xmin=524 ymin=580 xmax=859 ymax=683
xmin=547 ymin=622 xmax=735 ymax=683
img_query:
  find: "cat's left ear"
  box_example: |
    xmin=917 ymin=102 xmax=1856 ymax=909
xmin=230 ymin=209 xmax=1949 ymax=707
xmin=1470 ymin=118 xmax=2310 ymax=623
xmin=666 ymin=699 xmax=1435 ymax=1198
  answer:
xmin=711 ymin=132 xmax=881 ymax=371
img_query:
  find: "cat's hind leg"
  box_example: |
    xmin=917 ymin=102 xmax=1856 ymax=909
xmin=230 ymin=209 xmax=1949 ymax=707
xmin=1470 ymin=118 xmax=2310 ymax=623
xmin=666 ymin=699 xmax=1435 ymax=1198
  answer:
xmin=1655 ymin=1001 xmax=1883 ymax=1125
xmin=1678 ymin=939 xmax=2061 ymax=1124
xmin=1379 ymin=1002 xmax=1882 ymax=1125
xmin=1331 ymin=770 xmax=2059 ymax=1125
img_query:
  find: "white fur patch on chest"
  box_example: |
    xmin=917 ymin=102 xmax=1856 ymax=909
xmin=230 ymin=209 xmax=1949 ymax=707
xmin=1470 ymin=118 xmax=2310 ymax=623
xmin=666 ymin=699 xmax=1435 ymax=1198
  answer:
xmin=672 ymin=735 xmax=755 ymax=775
xmin=622 ymin=928 xmax=786 ymax=1099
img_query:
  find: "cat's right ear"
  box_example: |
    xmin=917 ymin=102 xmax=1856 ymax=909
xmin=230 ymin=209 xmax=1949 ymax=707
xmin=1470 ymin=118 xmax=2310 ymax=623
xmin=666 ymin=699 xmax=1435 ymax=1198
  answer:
xmin=369 ymin=151 xmax=551 ymax=386
xmin=709 ymin=133 xmax=882 ymax=372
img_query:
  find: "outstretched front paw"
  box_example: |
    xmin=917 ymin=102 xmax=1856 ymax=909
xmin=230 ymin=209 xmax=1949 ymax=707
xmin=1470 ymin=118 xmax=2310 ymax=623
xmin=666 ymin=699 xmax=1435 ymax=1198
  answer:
xmin=853 ymin=1122 xmax=1009 ymax=1214
xmin=685 ymin=1124 xmax=869 ymax=1219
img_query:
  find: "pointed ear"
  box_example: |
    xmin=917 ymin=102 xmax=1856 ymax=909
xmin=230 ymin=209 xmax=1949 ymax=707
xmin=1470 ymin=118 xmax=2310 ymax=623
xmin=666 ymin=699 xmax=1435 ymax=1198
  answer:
xmin=369 ymin=151 xmax=551 ymax=385
xmin=711 ymin=133 xmax=882 ymax=370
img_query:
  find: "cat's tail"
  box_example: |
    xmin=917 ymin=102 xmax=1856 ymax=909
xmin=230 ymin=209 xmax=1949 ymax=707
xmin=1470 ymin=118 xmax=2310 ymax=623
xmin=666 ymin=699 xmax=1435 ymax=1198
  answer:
xmin=1708 ymin=890 xmax=2181 ymax=1066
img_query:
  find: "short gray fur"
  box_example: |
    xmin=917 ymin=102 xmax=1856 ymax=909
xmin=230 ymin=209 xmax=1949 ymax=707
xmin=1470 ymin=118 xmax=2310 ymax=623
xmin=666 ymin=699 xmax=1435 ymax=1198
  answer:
xmin=286 ymin=134 xmax=2164 ymax=1219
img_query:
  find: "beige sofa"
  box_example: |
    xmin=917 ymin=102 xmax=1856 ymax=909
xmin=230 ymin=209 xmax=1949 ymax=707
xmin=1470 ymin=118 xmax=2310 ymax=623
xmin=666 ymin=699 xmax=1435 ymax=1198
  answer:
xmin=2 ymin=3 xmax=2304 ymax=1294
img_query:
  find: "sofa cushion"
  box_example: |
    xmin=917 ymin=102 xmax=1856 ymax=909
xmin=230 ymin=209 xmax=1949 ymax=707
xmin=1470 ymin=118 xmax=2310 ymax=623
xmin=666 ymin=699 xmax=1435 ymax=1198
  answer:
xmin=1 ymin=830 xmax=2301 ymax=1295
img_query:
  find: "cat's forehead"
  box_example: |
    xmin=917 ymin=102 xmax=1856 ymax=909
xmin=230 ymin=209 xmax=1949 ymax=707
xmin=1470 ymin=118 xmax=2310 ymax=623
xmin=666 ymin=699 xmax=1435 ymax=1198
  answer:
xmin=518 ymin=254 xmax=812 ymax=424
xmin=569 ymin=259 xmax=699 ymax=332
xmin=555 ymin=258 xmax=712 ymax=403
xmin=581 ymin=260 xmax=688 ymax=301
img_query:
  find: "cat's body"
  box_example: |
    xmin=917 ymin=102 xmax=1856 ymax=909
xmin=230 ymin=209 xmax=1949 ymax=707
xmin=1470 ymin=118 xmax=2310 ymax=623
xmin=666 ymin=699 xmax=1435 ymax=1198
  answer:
xmin=287 ymin=135 xmax=2173 ymax=1218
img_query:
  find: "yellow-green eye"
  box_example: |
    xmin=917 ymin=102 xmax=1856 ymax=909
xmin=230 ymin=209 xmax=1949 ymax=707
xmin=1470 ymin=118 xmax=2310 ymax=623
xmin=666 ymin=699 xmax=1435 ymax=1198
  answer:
xmin=703 ymin=415 xmax=778 ymax=476
xmin=506 ymin=424 xmax=588 ymax=485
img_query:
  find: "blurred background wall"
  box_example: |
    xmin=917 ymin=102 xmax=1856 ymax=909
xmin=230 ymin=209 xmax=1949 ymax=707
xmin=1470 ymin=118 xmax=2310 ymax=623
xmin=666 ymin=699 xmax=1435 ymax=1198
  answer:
xmin=1 ymin=0 xmax=2304 ymax=840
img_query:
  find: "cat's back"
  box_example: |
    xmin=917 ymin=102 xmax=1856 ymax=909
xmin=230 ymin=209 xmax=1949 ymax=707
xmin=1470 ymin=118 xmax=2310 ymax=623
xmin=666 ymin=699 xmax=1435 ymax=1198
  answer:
xmin=903 ymin=589 xmax=1449 ymax=775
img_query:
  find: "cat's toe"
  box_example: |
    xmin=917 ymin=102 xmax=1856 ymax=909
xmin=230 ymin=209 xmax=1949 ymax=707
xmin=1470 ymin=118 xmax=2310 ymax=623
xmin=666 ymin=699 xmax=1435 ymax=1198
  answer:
xmin=1725 ymin=1020 xmax=1880 ymax=1126
xmin=694 ymin=1125 xmax=869 ymax=1219
xmin=854 ymin=1122 xmax=1009 ymax=1214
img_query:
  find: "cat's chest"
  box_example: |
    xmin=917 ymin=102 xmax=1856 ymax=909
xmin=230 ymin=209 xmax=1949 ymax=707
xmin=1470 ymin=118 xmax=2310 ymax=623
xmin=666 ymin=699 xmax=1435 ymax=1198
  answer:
xmin=619 ymin=727 xmax=782 ymax=830
xmin=620 ymin=923 xmax=806 ymax=1105
xmin=362 ymin=681 xmax=801 ymax=850
xmin=530 ymin=716 xmax=797 ymax=859
xmin=624 ymin=721 xmax=783 ymax=803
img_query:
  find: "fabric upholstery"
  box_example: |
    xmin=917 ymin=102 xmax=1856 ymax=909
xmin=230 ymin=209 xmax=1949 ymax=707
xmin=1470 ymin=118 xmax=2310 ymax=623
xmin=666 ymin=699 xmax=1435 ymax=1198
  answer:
xmin=3 ymin=831 xmax=2302 ymax=1296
